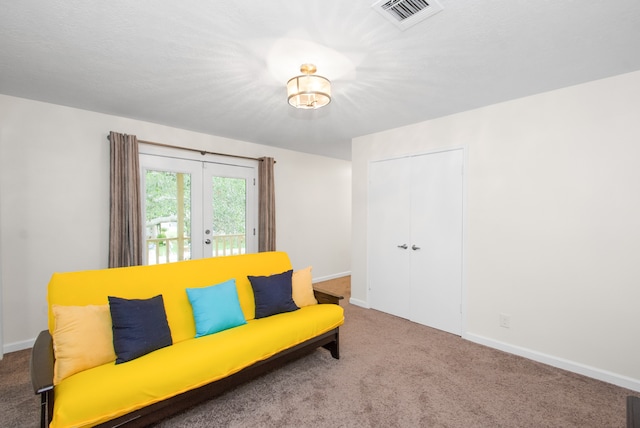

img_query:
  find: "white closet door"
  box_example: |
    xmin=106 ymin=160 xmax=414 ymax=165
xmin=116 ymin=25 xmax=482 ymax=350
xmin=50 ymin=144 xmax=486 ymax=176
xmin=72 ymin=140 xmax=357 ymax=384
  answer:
xmin=368 ymin=149 xmax=464 ymax=335
xmin=368 ymin=157 xmax=411 ymax=319
xmin=409 ymin=150 xmax=463 ymax=335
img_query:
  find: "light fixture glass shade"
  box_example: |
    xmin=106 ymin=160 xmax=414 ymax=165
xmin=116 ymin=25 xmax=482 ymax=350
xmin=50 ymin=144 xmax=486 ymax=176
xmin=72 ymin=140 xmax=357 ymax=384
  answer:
xmin=287 ymin=64 xmax=331 ymax=109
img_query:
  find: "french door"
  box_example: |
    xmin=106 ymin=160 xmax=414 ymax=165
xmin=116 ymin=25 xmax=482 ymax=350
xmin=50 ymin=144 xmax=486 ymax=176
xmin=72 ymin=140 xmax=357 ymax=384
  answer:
xmin=139 ymin=153 xmax=257 ymax=265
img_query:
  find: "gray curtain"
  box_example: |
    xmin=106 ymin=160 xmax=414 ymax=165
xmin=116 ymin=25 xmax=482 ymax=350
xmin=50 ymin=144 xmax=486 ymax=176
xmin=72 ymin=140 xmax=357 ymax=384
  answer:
xmin=109 ymin=131 xmax=142 ymax=268
xmin=258 ymin=157 xmax=276 ymax=252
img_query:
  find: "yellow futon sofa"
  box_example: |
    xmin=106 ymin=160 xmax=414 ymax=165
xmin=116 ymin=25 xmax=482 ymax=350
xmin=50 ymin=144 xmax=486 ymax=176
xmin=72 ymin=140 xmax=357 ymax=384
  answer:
xmin=30 ymin=251 xmax=344 ymax=428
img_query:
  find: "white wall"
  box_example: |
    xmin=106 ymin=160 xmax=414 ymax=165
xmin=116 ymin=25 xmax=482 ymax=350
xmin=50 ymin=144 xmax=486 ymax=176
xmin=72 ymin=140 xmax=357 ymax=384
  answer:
xmin=0 ymin=126 xmax=4 ymax=359
xmin=0 ymin=94 xmax=351 ymax=352
xmin=352 ymin=70 xmax=640 ymax=391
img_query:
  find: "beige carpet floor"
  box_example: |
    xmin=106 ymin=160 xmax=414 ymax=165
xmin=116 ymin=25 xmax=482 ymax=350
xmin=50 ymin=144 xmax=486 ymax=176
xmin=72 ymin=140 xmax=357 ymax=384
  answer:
xmin=0 ymin=276 xmax=635 ymax=427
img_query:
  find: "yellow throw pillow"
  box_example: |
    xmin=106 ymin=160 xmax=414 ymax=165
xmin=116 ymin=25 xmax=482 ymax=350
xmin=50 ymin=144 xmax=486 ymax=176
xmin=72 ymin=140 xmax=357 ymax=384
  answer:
xmin=52 ymin=304 xmax=116 ymax=385
xmin=291 ymin=266 xmax=318 ymax=307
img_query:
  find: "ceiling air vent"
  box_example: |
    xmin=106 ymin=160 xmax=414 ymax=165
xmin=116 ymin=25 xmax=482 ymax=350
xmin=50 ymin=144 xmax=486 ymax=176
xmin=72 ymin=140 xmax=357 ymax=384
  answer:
xmin=372 ymin=0 xmax=443 ymax=30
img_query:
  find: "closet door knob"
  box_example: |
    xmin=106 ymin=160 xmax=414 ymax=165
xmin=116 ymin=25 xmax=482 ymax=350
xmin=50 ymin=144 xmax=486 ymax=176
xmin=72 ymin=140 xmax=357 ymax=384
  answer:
xmin=397 ymin=244 xmax=408 ymax=249
xmin=412 ymin=245 xmax=421 ymax=250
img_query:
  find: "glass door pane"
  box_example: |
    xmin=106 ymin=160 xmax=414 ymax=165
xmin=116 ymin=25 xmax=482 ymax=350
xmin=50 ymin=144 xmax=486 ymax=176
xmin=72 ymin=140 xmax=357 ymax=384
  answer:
xmin=211 ymin=176 xmax=246 ymax=256
xmin=139 ymin=154 xmax=203 ymax=265
xmin=203 ymin=162 xmax=257 ymax=258
xmin=144 ymin=170 xmax=192 ymax=265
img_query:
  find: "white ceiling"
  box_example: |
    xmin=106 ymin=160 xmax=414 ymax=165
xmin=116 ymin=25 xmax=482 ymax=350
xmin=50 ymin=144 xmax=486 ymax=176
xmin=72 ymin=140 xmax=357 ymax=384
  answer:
xmin=2 ymin=1 xmax=640 ymax=160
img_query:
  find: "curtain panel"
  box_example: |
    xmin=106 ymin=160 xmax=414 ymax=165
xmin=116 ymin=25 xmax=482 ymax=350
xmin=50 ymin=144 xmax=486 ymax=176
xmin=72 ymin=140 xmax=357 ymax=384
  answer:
xmin=109 ymin=131 xmax=143 ymax=268
xmin=258 ymin=157 xmax=276 ymax=252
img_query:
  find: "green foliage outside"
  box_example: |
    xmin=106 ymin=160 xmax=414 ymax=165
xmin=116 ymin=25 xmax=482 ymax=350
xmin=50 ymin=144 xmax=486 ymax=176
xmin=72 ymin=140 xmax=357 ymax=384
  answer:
xmin=145 ymin=171 xmax=246 ymax=238
xmin=211 ymin=177 xmax=246 ymax=235
xmin=145 ymin=171 xmax=191 ymax=236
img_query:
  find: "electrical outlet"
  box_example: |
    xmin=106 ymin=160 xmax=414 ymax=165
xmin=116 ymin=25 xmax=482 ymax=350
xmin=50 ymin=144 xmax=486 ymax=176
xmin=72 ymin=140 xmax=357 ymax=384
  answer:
xmin=499 ymin=313 xmax=511 ymax=329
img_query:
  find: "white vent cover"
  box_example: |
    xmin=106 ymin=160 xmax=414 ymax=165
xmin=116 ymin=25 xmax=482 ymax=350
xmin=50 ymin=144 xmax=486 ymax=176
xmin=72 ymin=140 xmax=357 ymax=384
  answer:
xmin=372 ymin=0 xmax=443 ymax=30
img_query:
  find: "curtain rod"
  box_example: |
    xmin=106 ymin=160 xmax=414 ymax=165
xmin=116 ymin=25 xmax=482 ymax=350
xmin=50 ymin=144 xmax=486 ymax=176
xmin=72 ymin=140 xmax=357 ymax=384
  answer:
xmin=107 ymin=135 xmax=269 ymax=162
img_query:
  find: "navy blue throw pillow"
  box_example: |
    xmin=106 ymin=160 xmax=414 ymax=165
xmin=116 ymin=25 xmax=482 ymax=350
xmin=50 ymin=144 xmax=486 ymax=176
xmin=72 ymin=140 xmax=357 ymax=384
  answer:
xmin=108 ymin=295 xmax=173 ymax=364
xmin=248 ymin=270 xmax=299 ymax=319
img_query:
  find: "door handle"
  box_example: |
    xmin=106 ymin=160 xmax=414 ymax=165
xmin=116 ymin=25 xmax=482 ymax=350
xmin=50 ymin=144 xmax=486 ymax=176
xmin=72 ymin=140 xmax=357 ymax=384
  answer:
xmin=412 ymin=245 xmax=421 ymax=250
xmin=205 ymin=239 xmax=211 ymax=245
xmin=397 ymin=244 xmax=408 ymax=249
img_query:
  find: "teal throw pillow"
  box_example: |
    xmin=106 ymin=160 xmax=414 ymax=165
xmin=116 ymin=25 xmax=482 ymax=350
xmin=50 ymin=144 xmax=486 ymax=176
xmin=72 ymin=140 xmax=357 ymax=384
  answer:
xmin=186 ymin=279 xmax=247 ymax=338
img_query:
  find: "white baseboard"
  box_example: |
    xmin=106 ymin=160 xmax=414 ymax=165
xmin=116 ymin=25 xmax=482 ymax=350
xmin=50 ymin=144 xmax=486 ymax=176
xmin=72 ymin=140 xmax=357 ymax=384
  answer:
xmin=313 ymin=271 xmax=351 ymax=283
xmin=349 ymin=297 xmax=370 ymax=308
xmin=3 ymin=338 xmax=35 ymax=354
xmin=465 ymin=332 xmax=640 ymax=393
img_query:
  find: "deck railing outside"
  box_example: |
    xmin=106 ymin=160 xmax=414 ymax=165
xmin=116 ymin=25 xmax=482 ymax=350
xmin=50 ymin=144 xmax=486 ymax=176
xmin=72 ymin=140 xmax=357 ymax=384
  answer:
xmin=146 ymin=234 xmax=246 ymax=265
xmin=210 ymin=234 xmax=246 ymax=257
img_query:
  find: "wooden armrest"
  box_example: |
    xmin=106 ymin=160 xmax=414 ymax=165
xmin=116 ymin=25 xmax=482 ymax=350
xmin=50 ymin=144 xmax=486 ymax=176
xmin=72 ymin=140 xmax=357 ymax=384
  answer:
xmin=312 ymin=287 xmax=344 ymax=305
xmin=30 ymin=330 xmax=54 ymax=395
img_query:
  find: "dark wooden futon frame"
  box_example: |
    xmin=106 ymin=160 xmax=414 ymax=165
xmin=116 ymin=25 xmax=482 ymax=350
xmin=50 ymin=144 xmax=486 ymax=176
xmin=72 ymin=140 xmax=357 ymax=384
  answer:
xmin=31 ymin=289 xmax=343 ymax=428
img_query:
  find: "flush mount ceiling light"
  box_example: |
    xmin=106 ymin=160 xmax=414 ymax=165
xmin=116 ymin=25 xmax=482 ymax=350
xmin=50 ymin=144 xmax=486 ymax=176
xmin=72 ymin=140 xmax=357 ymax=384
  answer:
xmin=287 ymin=64 xmax=331 ymax=109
